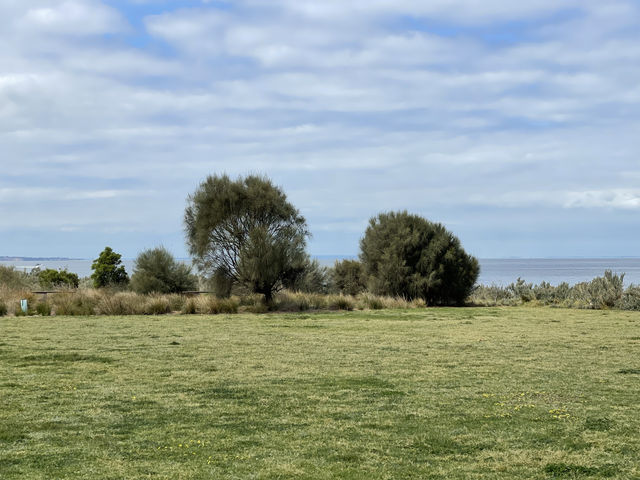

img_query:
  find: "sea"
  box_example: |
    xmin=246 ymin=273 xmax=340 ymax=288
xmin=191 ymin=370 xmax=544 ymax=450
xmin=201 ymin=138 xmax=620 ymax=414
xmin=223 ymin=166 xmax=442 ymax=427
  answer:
xmin=2 ymin=257 xmax=640 ymax=287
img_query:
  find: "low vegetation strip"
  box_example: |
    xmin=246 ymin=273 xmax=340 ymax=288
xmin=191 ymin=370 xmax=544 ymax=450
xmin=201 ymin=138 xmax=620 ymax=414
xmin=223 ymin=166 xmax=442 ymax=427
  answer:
xmin=1 ymin=308 xmax=639 ymax=479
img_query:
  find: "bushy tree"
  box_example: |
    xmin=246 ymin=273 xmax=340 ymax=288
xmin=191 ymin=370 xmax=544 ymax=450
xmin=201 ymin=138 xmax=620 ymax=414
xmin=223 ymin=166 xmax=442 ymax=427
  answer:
xmin=185 ymin=174 xmax=309 ymax=303
xmin=331 ymin=259 xmax=366 ymax=296
xmin=91 ymin=247 xmax=129 ymax=288
xmin=130 ymin=247 xmax=198 ymax=294
xmin=284 ymin=258 xmax=331 ymax=294
xmin=38 ymin=269 xmax=79 ymax=289
xmin=360 ymin=211 xmax=479 ymax=305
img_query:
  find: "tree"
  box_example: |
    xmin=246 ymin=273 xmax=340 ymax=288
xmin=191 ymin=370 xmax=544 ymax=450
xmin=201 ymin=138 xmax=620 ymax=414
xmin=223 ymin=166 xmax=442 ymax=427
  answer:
xmin=185 ymin=174 xmax=309 ymax=303
xmin=130 ymin=247 xmax=198 ymax=294
xmin=360 ymin=211 xmax=479 ymax=305
xmin=331 ymin=259 xmax=366 ymax=296
xmin=91 ymin=246 xmax=129 ymax=288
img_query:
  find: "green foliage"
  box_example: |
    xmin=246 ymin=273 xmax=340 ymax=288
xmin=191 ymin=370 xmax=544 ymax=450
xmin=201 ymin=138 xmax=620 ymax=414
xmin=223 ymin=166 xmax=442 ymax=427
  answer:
xmin=0 ymin=265 xmax=36 ymax=289
xmin=616 ymin=285 xmax=640 ymax=310
xmin=91 ymin=247 xmax=129 ymax=288
xmin=185 ymin=174 xmax=309 ymax=303
xmin=331 ymin=259 xmax=366 ymax=295
xmin=35 ymin=301 xmax=52 ymax=316
xmin=130 ymin=247 xmax=197 ymax=294
xmin=284 ymin=258 xmax=331 ymax=294
xmin=570 ymin=271 xmax=624 ymax=309
xmin=38 ymin=269 xmax=79 ymax=289
xmin=209 ymin=267 xmax=234 ymax=298
xmin=360 ymin=211 xmax=479 ymax=305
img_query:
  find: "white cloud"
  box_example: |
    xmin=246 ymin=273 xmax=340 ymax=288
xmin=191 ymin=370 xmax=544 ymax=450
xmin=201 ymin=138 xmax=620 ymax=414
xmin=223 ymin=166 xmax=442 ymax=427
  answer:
xmin=2 ymin=0 xmax=640 ymax=256
xmin=20 ymin=1 xmax=126 ymax=36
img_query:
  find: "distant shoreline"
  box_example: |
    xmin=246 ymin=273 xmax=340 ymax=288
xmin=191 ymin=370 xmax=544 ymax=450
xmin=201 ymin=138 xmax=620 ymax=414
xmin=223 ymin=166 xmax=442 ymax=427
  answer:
xmin=0 ymin=256 xmax=81 ymax=261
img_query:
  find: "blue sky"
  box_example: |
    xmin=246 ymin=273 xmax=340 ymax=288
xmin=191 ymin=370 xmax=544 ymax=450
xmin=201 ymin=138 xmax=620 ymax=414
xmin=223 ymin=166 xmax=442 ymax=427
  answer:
xmin=1 ymin=0 xmax=640 ymax=259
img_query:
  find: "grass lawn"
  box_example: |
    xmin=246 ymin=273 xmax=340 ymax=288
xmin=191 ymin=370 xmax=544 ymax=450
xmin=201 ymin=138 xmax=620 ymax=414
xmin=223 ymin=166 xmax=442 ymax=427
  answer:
xmin=1 ymin=307 xmax=639 ymax=479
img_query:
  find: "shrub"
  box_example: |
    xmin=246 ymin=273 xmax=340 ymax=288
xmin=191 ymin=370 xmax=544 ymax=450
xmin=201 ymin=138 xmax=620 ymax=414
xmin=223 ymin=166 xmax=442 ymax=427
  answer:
xmin=329 ymin=295 xmax=355 ymax=311
xmin=332 ymin=259 xmax=366 ymax=296
xmin=95 ymin=292 xmax=144 ymax=315
xmin=0 ymin=301 xmax=7 ymax=316
xmin=507 ymin=278 xmax=534 ymax=303
xmin=570 ymin=271 xmax=624 ymax=309
xmin=360 ymin=211 xmax=479 ymax=305
xmin=144 ymin=296 xmax=172 ymax=315
xmin=201 ymin=296 xmax=239 ymax=314
xmin=182 ymin=298 xmax=198 ymax=314
xmin=284 ymin=259 xmax=331 ymax=294
xmin=52 ymin=291 xmax=98 ymax=316
xmin=359 ymin=292 xmax=384 ymax=310
xmin=616 ymin=285 xmax=640 ymax=311
xmin=38 ymin=269 xmax=79 ymax=289
xmin=469 ymin=284 xmax=516 ymax=306
xmin=35 ymin=301 xmax=52 ymax=316
xmin=131 ymin=247 xmax=197 ymax=294
xmin=0 ymin=265 xmax=35 ymax=290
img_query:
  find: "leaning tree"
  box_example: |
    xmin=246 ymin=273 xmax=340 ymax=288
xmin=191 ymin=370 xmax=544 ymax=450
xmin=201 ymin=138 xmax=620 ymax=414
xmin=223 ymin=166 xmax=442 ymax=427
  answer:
xmin=360 ymin=211 xmax=479 ymax=305
xmin=184 ymin=174 xmax=309 ymax=303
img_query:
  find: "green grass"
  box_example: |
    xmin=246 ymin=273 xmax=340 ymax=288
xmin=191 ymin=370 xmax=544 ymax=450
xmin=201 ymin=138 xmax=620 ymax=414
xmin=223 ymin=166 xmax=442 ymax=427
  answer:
xmin=1 ymin=307 xmax=639 ymax=479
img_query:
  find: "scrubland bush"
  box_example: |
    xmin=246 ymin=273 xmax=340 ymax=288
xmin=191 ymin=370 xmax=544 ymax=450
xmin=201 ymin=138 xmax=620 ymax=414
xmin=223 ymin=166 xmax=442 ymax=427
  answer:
xmin=35 ymin=301 xmax=52 ymax=316
xmin=568 ymin=271 xmax=624 ymax=309
xmin=142 ymin=295 xmax=170 ymax=315
xmin=130 ymin=247 xmax=197 ymax=294
xmin=284 ymin=259 xmax=331 ymax=294
xmin=38 ymin=269 xmax=79 ymax=289
xmin=0 ymin=301 xmax=7 ymax=316
xmin=360 ymin=211 xmax=479 ymax=305
xmin=331 ymin=260 xmax=366 ymax=296
xmin=328 ymin=295 xmax=355 ymax=311
xmin=616 ymin=286 xmax=640 ymax=311
xmin=199 ymin=295 xmax=240 ymax=314
xmin=0 ymin=266 xmax=37 ymax=290
xmin=52 ymin=291 xmax=99 ymax=316
xmin=96 ymin=292 xmax=145 ymax=315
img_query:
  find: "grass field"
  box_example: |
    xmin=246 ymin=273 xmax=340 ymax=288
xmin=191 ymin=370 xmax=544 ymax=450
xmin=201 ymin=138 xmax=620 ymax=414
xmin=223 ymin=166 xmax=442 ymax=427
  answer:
xmin=1 ymin=308 xmax=639 ymax=479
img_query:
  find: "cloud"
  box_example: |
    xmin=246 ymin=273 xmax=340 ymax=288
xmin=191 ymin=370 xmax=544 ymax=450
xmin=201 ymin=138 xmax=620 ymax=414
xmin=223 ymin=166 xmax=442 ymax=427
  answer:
xmin=2 ymin=0 xmax=640 ymax=257
xmin=19 ymin=1 xmax=127 ymax=36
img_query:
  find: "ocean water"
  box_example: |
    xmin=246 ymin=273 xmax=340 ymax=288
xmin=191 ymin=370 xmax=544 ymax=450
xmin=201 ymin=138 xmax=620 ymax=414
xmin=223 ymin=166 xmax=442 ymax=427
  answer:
xmin=2 ymin=258 xmax=640 ymax=287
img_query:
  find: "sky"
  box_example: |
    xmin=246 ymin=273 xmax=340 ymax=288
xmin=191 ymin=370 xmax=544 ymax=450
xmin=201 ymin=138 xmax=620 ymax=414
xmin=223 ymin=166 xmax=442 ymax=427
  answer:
xmin=1 ymin=0 xmax=640 ymax=259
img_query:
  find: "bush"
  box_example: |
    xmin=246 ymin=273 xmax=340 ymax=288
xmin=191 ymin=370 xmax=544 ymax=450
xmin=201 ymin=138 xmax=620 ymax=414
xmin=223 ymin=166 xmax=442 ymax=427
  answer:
xmin=328 ymin=295 xmax=355 ymax=311
xmin=617 ymin=285 xmax=640 ymax=311
xmin=35 ymin=301 xmax=52 ymax=316
xmin=131 ymin=247 xmax=198 ymax=294
xmin=570 ymin=271 xmax=624 ymax=309
xmin=0 ymin=265 xmax=36 ymax=290
xmin=360 ymin=211 xmax=479 ymax=305
xmin=52 ymin=291 xmax=98 ymax=316
xmin=200 ymin=296 xmax=239 ymax=314
xmin=38 ymin=269 xmax=79 ymax=289
xmin=332 ymin=259 xmax=366 ymax=296
xmin=284 ymin=259 xmax=331 ymax=294
xmin=95 ymin=292 xmax=144 ymax=315
xmin=144 ymin=296 xmax=172 ymax=315
xmin=0 ymin=301 xmax=7 ymax=316
xmin=182 ymin=298 xmax=198 ymax=314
